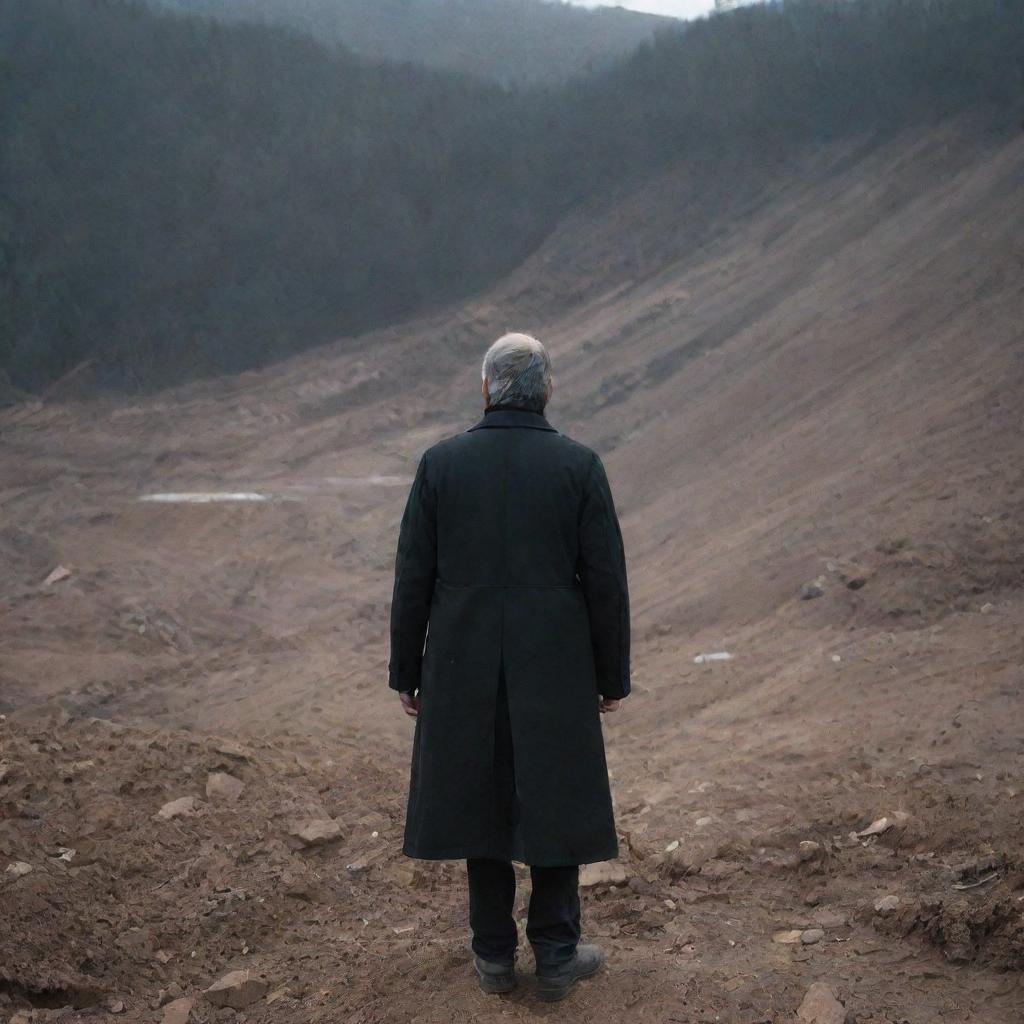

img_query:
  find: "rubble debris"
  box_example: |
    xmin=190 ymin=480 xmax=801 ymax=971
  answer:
xmin=796 ymin=982 xmax=847 ymax=1024
xmin=772 ymin=929 xmax=803 ymax=944
xmin=43 ymin=565 xmax=72 ymax=586
xmin=205 ymin=772 xmax=245 ymax=802
xmin=212 ymin=739 xmax=251 ymax=761
xmin=162 ymin=996 xmax=195 ymax=1024
xmin=874 ymin=894 xmax=900 ymax=914
xmin=580 ymin=861 xmax=629 ymax=887
xmin=800 ymin=928 xmax=825 ymax=944
xmin=5 ymin=861 xmax=34 ymax=878
xmin=156 ymin=796 xmax=198 ymax=820
xmin=205 ymin=970 xmax=269 ymax=1009
xmin=288 ymin=819 xmax=342 ymax=847
xmin=800 ymin=579 xmax=825 ymax=600
xmin=855 ymin=816 xmax=892 ymax=838
xmin=693 ymin=652 xmax=733 ymax=664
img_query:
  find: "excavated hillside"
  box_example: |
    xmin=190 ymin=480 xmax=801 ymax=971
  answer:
xmin=1 ymin=120 xmax=1023 ymax=1023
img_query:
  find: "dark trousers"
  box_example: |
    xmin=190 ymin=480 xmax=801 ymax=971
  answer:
xmin=467 ymin=858 xmax=580 ymax=970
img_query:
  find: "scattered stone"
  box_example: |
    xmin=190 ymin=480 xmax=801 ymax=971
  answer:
xmin=772 ymin=929 xmax=803 ymax=944
xmin=812 ymin=908 xmax=847 ymax=929
xmin=856 ymin=816 xmax=892 ymax=838
xmin=157 ymin=796 xmax=198 ymax=820
xmin=106 ymin=999 xmax=125 ymax=1014
xmin=801 ymin=928 xmax=825 ymax=945
xmin=43 ymin=565 xmax=72 ymax=586
xmin=206 ymin=772 xmax=245 ymax=803
xmin=980 ymin=602 xmax=995 ymax=614
xmin=288 ymin=819 xmax=342 ymax=847
xmin=664 ymin=839 xmax=680 ymax=853
xmin=266 ymin=986 xmax=289 ymax=1005
xmin=212 ymin=739 xmax=251 ymax=761
xmin=694 ymin=816 xmax=713 ymax=828
xmin=162 ymin=996 xmax=194 ymax=1024
xmin=700 ymin=859 xmax=743 ymax=881
xmin=5 ymin=861 xmax=34 ymax=878
xmin=798 ymin=841 xmax=822 ymax=861
xmin=800 ymin=580 xmax=825 ymax=600
xmin=580 ymin=861 xmax=629 ymax=887
xmin=205 ymin=971 xmax=269 ymax=1010
xmin=796 ymin=982 xmax=847 ymax=1024
xmin=874 ymin=894 xmax=900 ymax=914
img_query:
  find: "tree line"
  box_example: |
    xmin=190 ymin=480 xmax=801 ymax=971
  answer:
xmin=1 ymin=0 xmax=1021 ymax=392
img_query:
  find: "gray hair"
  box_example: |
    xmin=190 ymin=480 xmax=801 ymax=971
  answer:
xmin=481 ymin=332 xmax=552 ymax=412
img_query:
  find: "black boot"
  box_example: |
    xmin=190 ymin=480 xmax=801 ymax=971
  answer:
xmin=472 ymin=955 xmax=516 ymax=994
xmin=535 ymin=943 xmax=604 ymax=1002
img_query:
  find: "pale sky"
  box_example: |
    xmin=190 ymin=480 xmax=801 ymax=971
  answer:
xmin=570 ymin=0 xmax=717 ymax=19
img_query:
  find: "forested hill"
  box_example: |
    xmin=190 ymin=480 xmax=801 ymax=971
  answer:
xmin=1 ymin=0 xmax=1021 ymax=392
xmin=152 ymin=0 xmax=672 ymax=83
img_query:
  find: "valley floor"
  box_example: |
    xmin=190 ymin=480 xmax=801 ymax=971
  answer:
xmin=2 ymin=120 xmax=1023 ymax=1023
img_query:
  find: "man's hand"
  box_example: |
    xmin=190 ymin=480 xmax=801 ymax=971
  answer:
xmin=399 ymin=691 xmax=420 ymax=718
xmin=599 ymin=697 xmax=621 ymax=713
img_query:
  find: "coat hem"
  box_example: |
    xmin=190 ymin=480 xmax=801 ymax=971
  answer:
xmin=401 ymin=842 xmax=620 ymax=867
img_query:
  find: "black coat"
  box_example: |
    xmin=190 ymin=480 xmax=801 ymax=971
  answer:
xmin=388 ymin=407 xmax=630 ymax=866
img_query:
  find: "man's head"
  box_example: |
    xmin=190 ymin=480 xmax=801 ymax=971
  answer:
xmin=481 ymin=332 xmax=553 ymax=413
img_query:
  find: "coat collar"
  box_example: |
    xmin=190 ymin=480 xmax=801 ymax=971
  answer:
xmin=468 ymin=408 xmax=558 ymax=432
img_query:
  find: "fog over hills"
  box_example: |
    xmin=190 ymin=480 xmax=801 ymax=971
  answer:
xmin=152 ymin=0 xmax=673 ymax=82
xmin=3 ymin=0 xmax=1020 ymax=393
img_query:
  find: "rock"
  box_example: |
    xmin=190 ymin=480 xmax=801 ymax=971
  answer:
xmin=874 ymin=894 xmax=899 ymax=914
xmin=206 ymin=772 xmax=245 ymax=803
xmin=800 ymin=581 xmax=825 ymax=600
xmin=772 ymin=929 xmax=803 ymax=944
xmin=796 ymin=982 xmax=846 ymax=1024
xmin=5 ymin=861 xmax=34 ymax=878
xmin=801 ymin=928 xmax=825 ymax=944
xmin=106 ymin=999 xmax=126 ymax=1014
xmin=162 ymin=996 xmax=195 ymax=1024
xmin=157 ymin=796 xmax=198 ymax=820
xmin=798 ymin=841 xmax=822 ymax=861
xmin=205 ymin=971 xmax=269 ymax=1010
xmin=700 ymin=859 xmax=744 ymax=881
xmin=812 ymin=908 xmax=847 ymax=929
xmin=212 ymin=739 xmax=251 ymax=761
xmin=580 ymin=861 xmax=629 ymax=887
xmin=288 ymin=819 xmax=342 ymax=847
xmin=43 ymin=565 xmax=72 ymax=586
xmin=855 ymin=816 xmax=892 ymax=838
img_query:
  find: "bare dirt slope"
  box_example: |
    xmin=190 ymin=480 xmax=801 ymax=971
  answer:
xmin=1 ymin=120 xmax=1023 ymax=1023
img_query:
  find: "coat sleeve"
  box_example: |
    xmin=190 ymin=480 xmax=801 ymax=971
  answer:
xmin=577 ymin=452 xmax=631 ymax=700
xmin=388 ymin=452 xmax=437 ymax=693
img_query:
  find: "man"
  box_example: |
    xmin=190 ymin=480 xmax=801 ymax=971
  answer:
xmin=388 ymin=332 xmax=630 ymax=1002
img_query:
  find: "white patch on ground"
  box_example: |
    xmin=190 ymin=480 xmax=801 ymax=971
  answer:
xmin=138 ymin=493 xmax=269 ymax=504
